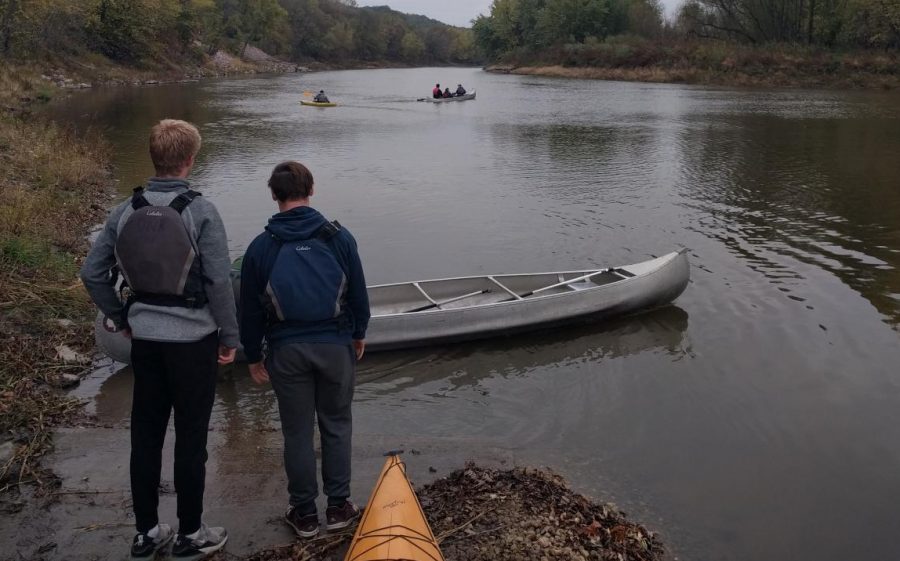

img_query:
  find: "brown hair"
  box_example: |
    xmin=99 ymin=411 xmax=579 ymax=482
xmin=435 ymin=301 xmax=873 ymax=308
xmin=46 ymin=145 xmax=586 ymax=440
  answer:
xmin=149 ymin=119 xmax=201 ymax=176
xmin=268 ymin=161 xmax=314 ymax=202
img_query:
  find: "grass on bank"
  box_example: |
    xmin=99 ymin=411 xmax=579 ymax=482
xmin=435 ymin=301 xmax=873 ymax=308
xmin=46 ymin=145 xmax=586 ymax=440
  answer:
xmin=0 ymin=67 xmax=112 ymax=495
xmin=493 ymin=37 xmax=900 ymax=89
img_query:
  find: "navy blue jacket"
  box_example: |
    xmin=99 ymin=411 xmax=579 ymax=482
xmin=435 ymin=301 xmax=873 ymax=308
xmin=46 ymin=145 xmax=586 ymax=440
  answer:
xmin=239 ymin=206 xmax=370 ymax=363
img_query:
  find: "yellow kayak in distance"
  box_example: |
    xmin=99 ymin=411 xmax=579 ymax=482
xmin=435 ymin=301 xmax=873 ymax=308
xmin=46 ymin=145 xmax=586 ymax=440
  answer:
xmin=344 ymin=453 xmax=444 ymax=561
xmin=301 ymin=99 xmax=337 ymax=107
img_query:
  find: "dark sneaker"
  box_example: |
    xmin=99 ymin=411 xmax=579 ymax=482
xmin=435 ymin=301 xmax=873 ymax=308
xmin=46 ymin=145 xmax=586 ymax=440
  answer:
xmin=130 ymin=524 xmax=174 ymax=559
xmin=172 ymin=524 xmax=227 ymax=560
xmin=285 ymin=506 xmax=320 ymax=538
xmin=325 ymin=500 xmax=361 ymax=531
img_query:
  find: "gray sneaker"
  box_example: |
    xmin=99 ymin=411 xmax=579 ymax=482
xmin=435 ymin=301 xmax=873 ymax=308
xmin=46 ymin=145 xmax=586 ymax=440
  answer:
xmin=130 ymin=524 xmax=174 ymax=559
xmin=172 ymin=524 xmax=228 ymax=560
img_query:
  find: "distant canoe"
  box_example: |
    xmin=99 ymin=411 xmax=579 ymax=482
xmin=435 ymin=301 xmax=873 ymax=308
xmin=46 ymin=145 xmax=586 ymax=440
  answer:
xmin=95 ymin=250 xmax=689 ymax=363
xmin=425 ymin=91 xmax=476 ymax=103
xmin=301 ymin=100 xmax=337 ymax=107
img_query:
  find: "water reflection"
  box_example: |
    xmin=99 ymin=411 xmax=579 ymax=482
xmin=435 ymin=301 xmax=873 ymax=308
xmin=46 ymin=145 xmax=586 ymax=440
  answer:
xmin=677 ymin=113 xmax=900 ymax=326
xmin=356 ymin=306 xmax=689 ymax=397
xmin=53 ymin=84 xmax=227 ymax=190
xmin=90 ymin=306 xmax=688 ymax=427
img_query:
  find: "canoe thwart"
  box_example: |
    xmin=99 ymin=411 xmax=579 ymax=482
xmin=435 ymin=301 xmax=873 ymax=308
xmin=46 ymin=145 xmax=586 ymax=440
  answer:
xmin=488 ymin=276 xmax=522 ymax=300
xmin=412 ymin=282 xmax=439 ymax=307
xmin=505 ymin=268 xmax=612 ymax=302
xmin=404 ymin=288 xmax=492 ymax=314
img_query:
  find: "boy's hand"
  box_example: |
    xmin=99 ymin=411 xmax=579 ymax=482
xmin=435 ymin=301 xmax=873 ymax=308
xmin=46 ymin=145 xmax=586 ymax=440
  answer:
xmin=104 ymin=317 xmax=130 ymax=338
xmin=249 ymin=361 xmax=270 ymax=385
xmin=353 ymin=339 xmax=366 ymax=361
xmin=218 ymin=345 xmax=236 ymax=365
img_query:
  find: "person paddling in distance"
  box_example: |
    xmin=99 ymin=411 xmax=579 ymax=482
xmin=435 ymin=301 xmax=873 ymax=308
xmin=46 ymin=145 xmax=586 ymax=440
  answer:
xmin=432 ymin=83 xmax=442 ymax=98
xmin=239 ymin=161 xmax=370 ymax=539
xmin=314 ymin=90 xmax=330 ymax=103
xmin=80 ymin=119 xmax=237 ymax=560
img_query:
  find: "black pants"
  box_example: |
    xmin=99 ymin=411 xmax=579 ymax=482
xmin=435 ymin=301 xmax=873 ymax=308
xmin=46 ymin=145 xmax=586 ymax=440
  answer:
xmin=130 ymin=332 xmax=218 ymax=534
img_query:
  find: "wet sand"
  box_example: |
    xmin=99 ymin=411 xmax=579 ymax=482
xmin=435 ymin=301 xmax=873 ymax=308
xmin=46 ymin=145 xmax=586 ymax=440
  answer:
xmin=2 ymin=423 xmax=515 ymax=560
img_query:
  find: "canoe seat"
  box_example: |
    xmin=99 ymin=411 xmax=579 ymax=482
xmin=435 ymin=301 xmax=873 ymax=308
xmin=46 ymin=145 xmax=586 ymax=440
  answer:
xmin=566 ymin=281 xmax=598 ymax=291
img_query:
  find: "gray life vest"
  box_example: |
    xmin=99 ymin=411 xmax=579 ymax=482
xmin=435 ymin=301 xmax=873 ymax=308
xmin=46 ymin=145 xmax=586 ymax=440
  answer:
xmin=114 ymin=187 xmax=208 ymax=310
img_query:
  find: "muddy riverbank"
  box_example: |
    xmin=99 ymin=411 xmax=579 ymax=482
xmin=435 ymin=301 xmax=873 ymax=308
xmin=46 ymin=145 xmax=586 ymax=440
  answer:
xmin=0 ymin=67 xmax=115 ymax=497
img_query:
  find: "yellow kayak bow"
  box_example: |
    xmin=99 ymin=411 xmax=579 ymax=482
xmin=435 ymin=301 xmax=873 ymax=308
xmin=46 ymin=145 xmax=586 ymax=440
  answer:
xmin=344 ymin=453 xmax=444 ymax=561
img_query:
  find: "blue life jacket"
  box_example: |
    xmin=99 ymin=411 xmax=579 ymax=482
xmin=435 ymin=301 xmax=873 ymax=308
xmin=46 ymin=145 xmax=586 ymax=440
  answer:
xmin=264 ymin=221 xmax=347 ymax=324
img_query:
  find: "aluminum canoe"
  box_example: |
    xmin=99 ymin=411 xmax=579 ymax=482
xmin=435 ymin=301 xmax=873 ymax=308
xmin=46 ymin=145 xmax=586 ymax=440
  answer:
xmin=94 ymin=250 xmax=689 ymax=362
xmin=426 ymin=91 xmax=475 ymax=103
xmin=364 ymin=250 xmax=689 ymax=350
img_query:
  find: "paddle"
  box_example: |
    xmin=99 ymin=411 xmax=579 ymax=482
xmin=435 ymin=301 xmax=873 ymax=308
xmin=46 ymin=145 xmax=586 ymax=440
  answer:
xmin=303 ymin=91 xmax=313 ymax=97
xmin=405 ymin=289 xmax=491 ymax=313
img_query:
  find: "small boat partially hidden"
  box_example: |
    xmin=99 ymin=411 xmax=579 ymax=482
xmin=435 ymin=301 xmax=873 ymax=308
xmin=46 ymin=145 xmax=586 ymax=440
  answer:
xmin=95 ymin=250 xmax=689 ymax=362
xmin=426 ymin=91 xmax=475 ymax=103
xmin=344 ymin=452 xmax=444 ymax=561
xmin=300 ymin=100 xmax=337 ymax=107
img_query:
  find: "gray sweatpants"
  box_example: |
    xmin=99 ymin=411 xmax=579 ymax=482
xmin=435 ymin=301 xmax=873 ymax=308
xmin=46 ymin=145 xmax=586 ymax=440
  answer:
xmin=267 ymin=342 xmax=355 ymax=513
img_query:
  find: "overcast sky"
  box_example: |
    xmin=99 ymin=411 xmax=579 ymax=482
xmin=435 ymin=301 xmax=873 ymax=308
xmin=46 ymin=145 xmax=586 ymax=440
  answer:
xmin=356 ymin=0 xmax=683 ymax=28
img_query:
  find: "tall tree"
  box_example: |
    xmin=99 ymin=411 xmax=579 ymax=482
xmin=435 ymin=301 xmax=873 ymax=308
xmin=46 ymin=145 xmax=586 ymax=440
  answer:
xmin=400 ymin=30 xmax=425 ymax=60
xmin=86 ymin=0 xmax=152 ymax=62
xmin=228 ymin=0 xmax=288 ymax=55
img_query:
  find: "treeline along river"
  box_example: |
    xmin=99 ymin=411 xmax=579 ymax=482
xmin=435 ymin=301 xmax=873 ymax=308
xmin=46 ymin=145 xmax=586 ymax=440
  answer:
xmin=54 ymin=67 xmax=900 ymax=561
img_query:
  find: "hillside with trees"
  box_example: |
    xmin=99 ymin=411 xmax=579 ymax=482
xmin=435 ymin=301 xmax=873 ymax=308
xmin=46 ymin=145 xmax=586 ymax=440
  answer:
xmin=0 ymin=0 xmax=477 ymax=73
xmin=474 ymin=0 xmax=900 ymax=88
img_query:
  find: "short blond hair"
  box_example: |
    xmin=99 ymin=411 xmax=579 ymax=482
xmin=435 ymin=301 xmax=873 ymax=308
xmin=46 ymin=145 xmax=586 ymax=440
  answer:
xmin=149 ymin=119 xmax=201 ymax=176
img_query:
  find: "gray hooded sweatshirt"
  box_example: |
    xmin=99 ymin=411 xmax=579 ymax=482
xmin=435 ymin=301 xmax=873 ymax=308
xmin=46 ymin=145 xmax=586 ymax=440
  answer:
xmin=80 ymin=178 xmax=239 ymax=348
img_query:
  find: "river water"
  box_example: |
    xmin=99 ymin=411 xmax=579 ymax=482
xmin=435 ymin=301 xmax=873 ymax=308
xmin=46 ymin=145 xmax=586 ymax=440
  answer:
xmin=54 ymin=68 xmax=900 ymax=561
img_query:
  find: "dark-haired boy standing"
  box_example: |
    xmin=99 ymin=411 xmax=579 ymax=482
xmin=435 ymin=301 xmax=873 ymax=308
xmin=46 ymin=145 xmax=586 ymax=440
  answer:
xmin=239 ymin=161 xmax=369 ymax=538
